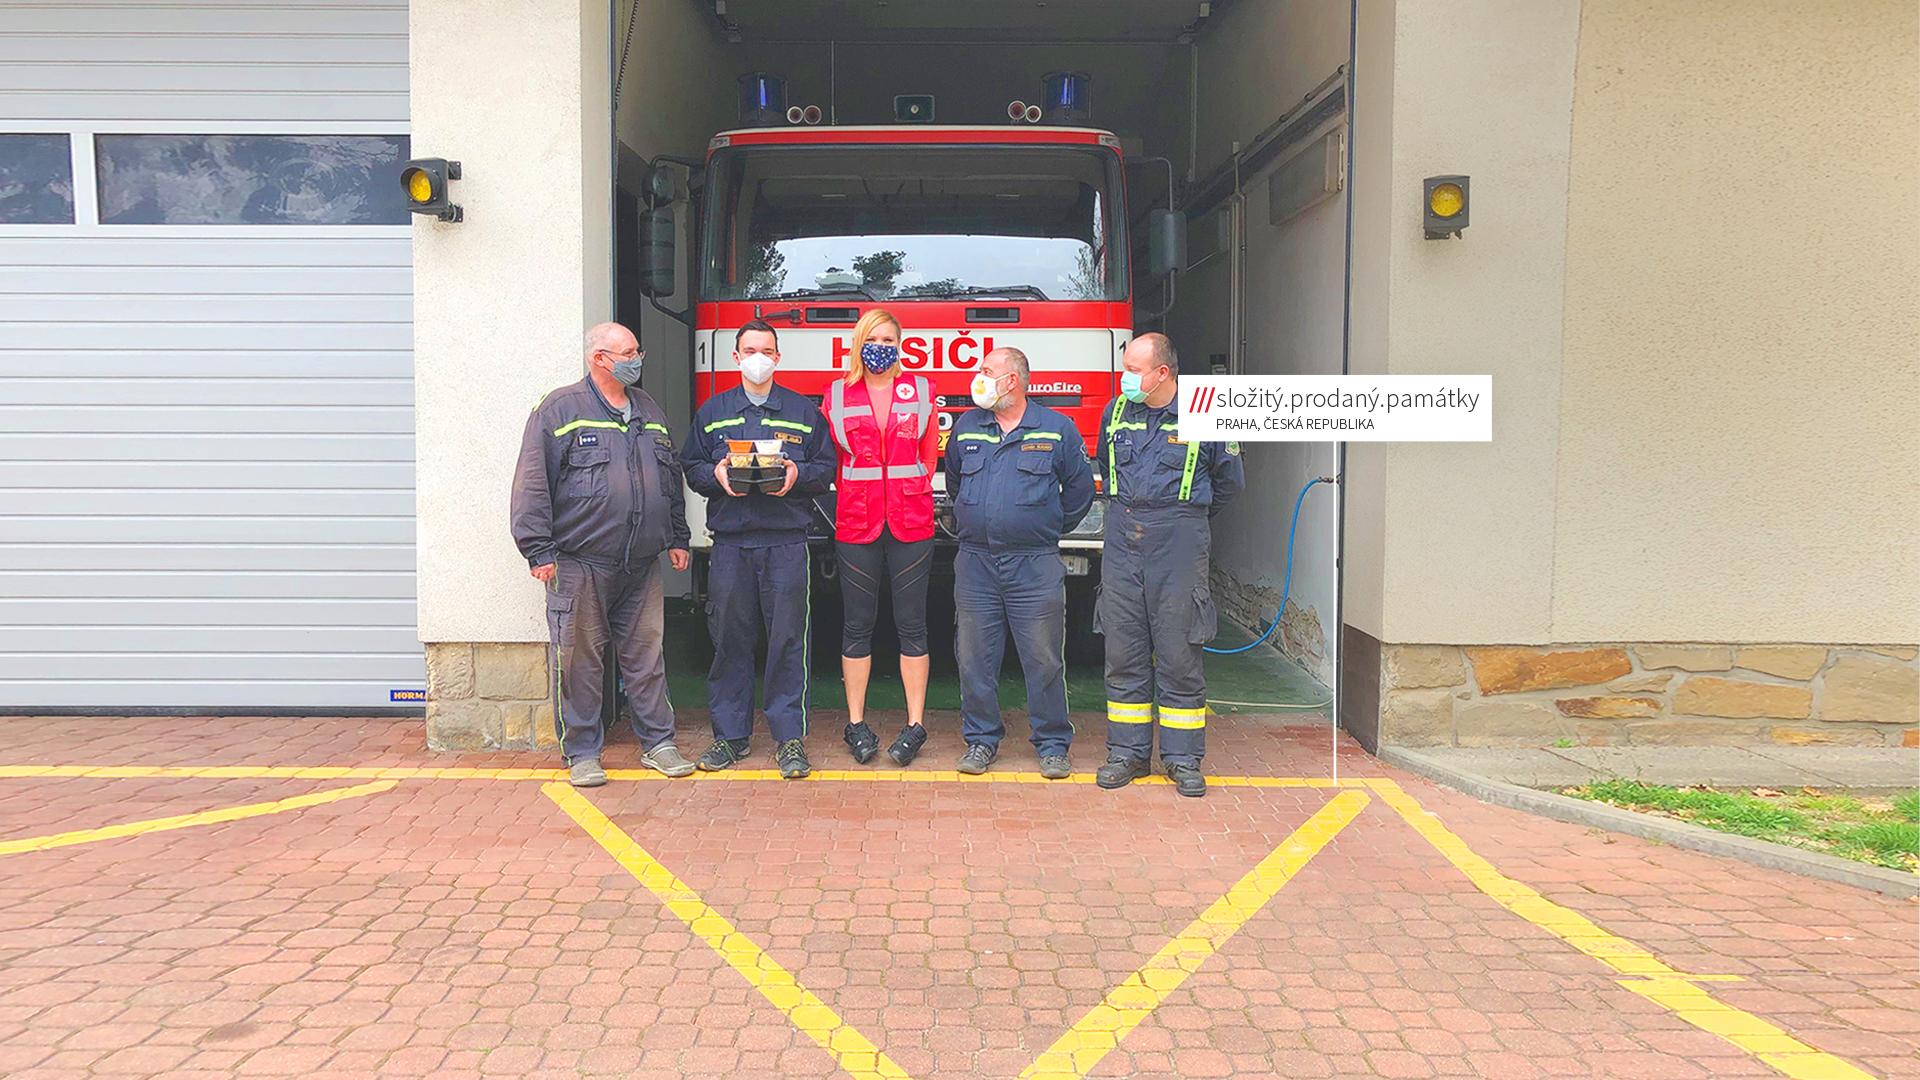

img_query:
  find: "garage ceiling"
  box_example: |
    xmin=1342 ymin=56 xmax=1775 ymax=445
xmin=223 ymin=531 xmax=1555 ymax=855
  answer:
xmin=720 ymin=0 xmax=1210 ymax=41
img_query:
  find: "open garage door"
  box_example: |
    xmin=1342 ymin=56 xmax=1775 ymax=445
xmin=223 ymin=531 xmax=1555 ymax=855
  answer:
xmin=0 ymin=0 xmax=421 ymax=711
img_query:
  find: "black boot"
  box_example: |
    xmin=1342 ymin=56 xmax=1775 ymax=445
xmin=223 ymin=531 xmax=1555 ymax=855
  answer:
xmin=1167 ymin=762 xmax=1207 ymax=798
xmin=887 ymin=723 xmax=928 ymax=766
xmin=843 ymin=721 xmax=880 ymax=764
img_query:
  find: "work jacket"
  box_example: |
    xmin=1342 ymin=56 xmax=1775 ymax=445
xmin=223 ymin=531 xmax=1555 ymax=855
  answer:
xmin=944 ymin=400 xmax=1094 ymax=553
xmin=510 ymin=377 xmax=689 ymax=571
xmin=824 ymin=374 xmax=937 ymax=544
xmin=681 ymin=382 xmax=837 ymax=546
xmin=1096 ymin=395 xmax=1245 ymax=515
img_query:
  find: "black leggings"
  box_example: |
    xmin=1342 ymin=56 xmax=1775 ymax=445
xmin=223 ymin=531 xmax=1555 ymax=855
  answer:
xmin=837 ymin=526 xmax=932 ymax=658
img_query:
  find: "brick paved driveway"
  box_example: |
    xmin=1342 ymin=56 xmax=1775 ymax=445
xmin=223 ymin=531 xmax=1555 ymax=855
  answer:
xmin=0 ymin=714 xmax=1913 ymax=1080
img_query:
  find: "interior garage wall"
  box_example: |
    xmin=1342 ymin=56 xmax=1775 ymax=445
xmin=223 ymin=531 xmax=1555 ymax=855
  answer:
xmin=1552 ymin=0 xmax=1920 ymax=643
xmin=1171 ymin=0 xmax=1352 ymax=688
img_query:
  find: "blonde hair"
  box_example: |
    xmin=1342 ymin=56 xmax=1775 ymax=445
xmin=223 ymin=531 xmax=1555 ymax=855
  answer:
xmin=845 ymin=308 xmax=903 ymax=385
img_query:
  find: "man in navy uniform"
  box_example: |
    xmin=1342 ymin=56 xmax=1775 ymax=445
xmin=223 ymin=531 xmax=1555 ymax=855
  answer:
xmin=945 ymin=346 xmax=1094 ymax=777
xmin=681 ymin=319 xmax=837 ymax=778
xmin=511 ymin=322 xmax=693 ymax=787
xmin=1094 ymin=333 xmax=1243 ymax=797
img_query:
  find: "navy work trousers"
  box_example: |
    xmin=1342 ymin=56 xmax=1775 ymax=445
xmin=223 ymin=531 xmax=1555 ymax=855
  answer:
xmin=706 ymin=540 xmax=810 ymax=745
xmin=954 ymin=547 xmax=1073 ymax=757
xmin=1098 ymin=507 xmax=1216 ymax=767
xmin=545 ymin=555 xmax=673 ymax=764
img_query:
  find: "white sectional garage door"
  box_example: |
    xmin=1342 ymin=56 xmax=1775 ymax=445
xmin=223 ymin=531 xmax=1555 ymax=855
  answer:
xmin=0 ymin=0 xmax=421 ymax=710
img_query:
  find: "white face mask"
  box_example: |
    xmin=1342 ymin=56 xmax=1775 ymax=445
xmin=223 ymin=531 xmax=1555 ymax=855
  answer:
xmin=738 ymin=351 xmax=776 ymax=385
xmin=970 ymin=372 xmax=1008 ymax=410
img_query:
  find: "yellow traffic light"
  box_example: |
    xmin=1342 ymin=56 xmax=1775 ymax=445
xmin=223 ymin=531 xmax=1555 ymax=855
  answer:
xmin=1422 ymin=174 xmax=1469 ymax=239
xmin=399 ymin=158 xmax=462 ymax=222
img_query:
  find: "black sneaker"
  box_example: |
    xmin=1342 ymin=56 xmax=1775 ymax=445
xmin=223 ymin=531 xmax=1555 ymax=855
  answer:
xmin=1095 ymin=757 xmax=1150 ymax=789
xmin=887 ymin=723 xmax=927 ymax=767
xmin=697 ymin=738 xmax=750 ymax=772
xmin=1038 ymin=754 xmax=1071 ymax=780
xmin=776 ymin=739 xmax=811 ymax=779
xmin=956 ymin=744 xmax=997 ymax=775
xmin=1167 ymin=762 xmax=1207 ymax=798
xmin=843 ymin=722 xmax=880 ymax=764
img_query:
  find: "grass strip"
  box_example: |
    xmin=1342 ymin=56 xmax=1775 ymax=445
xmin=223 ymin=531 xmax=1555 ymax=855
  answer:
xmin=1554 ymin=780 xmax=1918 ymax=873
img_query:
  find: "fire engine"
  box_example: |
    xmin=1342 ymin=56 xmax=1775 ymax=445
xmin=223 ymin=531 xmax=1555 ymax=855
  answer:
xmin=637 ymin=73 xmax=1142 ymax=570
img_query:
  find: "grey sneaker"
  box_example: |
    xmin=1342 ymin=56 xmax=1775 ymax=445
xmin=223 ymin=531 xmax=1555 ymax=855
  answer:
xmin=956 ymin=744 xmax=997 ymax=775
xmin=641 ymin=743 xmax=695 ymax=778
xmin=568 ymin=758 xmax=607 ymax=788
xmin=1038 ymin=754 xmax=1071 ymax=780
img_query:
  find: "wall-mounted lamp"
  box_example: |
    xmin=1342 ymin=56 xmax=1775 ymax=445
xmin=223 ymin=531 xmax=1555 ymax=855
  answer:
xmin=402 ymin=158 xmax=462 ymax=222
xmin=1423 ymin=174 xmax=1467 ymax=239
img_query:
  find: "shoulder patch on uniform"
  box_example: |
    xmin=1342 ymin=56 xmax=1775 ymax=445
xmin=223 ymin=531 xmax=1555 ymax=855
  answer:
xmin=1226 ymin=441 xmax=1241 ymax=455
xmin=1024 ymin=442 xmax=1054 ymax=452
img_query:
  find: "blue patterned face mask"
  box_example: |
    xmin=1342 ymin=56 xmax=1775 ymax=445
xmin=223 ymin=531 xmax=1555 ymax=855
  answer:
xmin=860 ymin=342 xmax=899 ymax=374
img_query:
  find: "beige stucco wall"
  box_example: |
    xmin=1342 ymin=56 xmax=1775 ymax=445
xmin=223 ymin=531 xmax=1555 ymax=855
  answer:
xmin=1366 ymin=0 xmax=1585 ymax=646
xmin=413 ymin=0 xmax=613 ymax=643
xmin=1552 ymin=0 xmax=1920 ymax=644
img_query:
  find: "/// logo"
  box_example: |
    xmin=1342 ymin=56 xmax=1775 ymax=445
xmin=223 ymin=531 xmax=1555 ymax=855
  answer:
xmin=1176 ymin=375 xmax=1492 ymax=443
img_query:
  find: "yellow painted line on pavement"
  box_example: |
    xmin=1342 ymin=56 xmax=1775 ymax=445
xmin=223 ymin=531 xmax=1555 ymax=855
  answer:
xmin=0 ymin=779 xmax=397 ymax=857
xmin=1368 ymin=778 xmax=1875 ymax=1080
xmin=1021 ymin=790 xmax=1369 ymax=1080
xmin=0 ymin=764 xmax=1376 ymax=787
xmin=542 ymin=782 xmax=913 ymax=1080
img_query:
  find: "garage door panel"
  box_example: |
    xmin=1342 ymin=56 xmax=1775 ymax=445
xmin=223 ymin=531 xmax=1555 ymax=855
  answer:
xmin=0 ymin=517 xmax=412 ymax=545
xmin=5 ymin=322 xmax=409 ymax=351
xmin=0 ymin=597 xmax=416 ymax=626
xmin=3 ymin=6 xmax=408 ymax=37
xmin=9 ymin=489 xmax=413 ymax=517
xmin=0 ymin=405 xmax=413 ymax=434
xmin=0 ymin=624 xmax=421 ymax=654
xmin=0 ymin=0 xmax=418 ymax=710
xmin=0 ymin=680 xmax=423 ymax=710
xmin=0 ymin=34 xmax=407 ymax=66
xmin=0 ymin=461 xmax=413 ymax=489
xmin=2 ymin=238 xmax=408 ymax=270
xmin=0 ymin=295 xmax=414 ymax=324
xmin=4 ymin=543 xmax=413 ymax=572
xmin=2 ymin=570 xmax=414 ymax=600
xmin=0 ymin=652 xmax=425 ymax=682
xmin=0 ymin=354 xmax=413 ymax=380
xmin=0 ymin=377 xmax=413 ymax=408
xmin=0 ymin=432 xmax=412 ymax=462
xmin=0 ymin=266 xmax=414 ymax=296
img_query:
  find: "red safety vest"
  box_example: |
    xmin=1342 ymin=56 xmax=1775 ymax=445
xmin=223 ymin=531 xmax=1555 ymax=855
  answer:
xmin=825 ymin=375 xmax=935 ymax=544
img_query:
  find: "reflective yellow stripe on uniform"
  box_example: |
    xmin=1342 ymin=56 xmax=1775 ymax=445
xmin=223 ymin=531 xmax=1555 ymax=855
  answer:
xmin=1159 ymin=705 xmax=1207 ymax=729
xmin=956 ymin=432 xmax=1000 ymax=443
xmin=763 ymin=419 xmax=812 ymax=433
xmin=704 ymin=417 xmax=746 ymax=433
xmin=553 ymin=418 xmax=627 ymax=437
xmin=1025 ymin=431 xmax=1062 ymax=439
xmin=1107 ymin=700 xmax=1152 ymax=724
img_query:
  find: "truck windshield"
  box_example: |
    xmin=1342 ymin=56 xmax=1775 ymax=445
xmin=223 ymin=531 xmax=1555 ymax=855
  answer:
xmin=700 ymin=144 xmax=1127 ymax=303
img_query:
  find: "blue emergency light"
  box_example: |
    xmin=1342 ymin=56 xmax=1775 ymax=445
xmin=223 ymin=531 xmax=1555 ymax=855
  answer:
xmin=737 ymin=72 xmax=787 ymax=127
xmin=1041 ymin=71 xmax=1091 ymax=126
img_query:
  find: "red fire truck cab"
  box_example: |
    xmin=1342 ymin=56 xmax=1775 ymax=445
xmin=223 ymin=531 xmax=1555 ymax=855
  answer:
xmin=671 ymin=123 xmax=1132 ymax=556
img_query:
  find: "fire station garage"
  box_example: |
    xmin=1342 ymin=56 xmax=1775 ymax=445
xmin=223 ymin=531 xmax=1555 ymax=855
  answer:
xmin=0 ymin=0 xmax=420 ymax=711
xmin=7 ymin=0 xmax=1913 ymax=749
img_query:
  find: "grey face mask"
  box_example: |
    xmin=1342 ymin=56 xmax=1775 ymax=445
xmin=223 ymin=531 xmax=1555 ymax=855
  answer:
xmin=610 ymin=353 xmax=645 ymax=386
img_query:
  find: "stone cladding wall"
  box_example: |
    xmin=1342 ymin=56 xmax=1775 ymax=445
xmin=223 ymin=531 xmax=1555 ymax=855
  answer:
xmin=424 ymin=643 xmax=558 ymax=752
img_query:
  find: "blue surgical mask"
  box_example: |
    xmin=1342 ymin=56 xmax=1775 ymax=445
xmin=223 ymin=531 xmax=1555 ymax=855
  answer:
xmin=860 ymin=342 xmax=899 ymax=374
xmin=610 ymin=353 xmax=645 ymax=386
xmin=1120 ymin=369 xmax=1155 ymax=402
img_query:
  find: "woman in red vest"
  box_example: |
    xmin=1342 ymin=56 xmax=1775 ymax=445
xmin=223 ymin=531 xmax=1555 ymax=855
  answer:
xmin=825 ymin=309 xmax=938 ymax=767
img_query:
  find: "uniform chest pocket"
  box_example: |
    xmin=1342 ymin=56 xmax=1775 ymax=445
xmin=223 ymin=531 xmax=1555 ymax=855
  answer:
xmin=1015 ymin=452 xmax=1055 ymax=505
xmin=562 ymin=445 xmax=611 ymax=499
xmin=653 ymin=440 xmax=681 ymax=481
xmin=955 ymin=451 xmax=987 ymax=504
